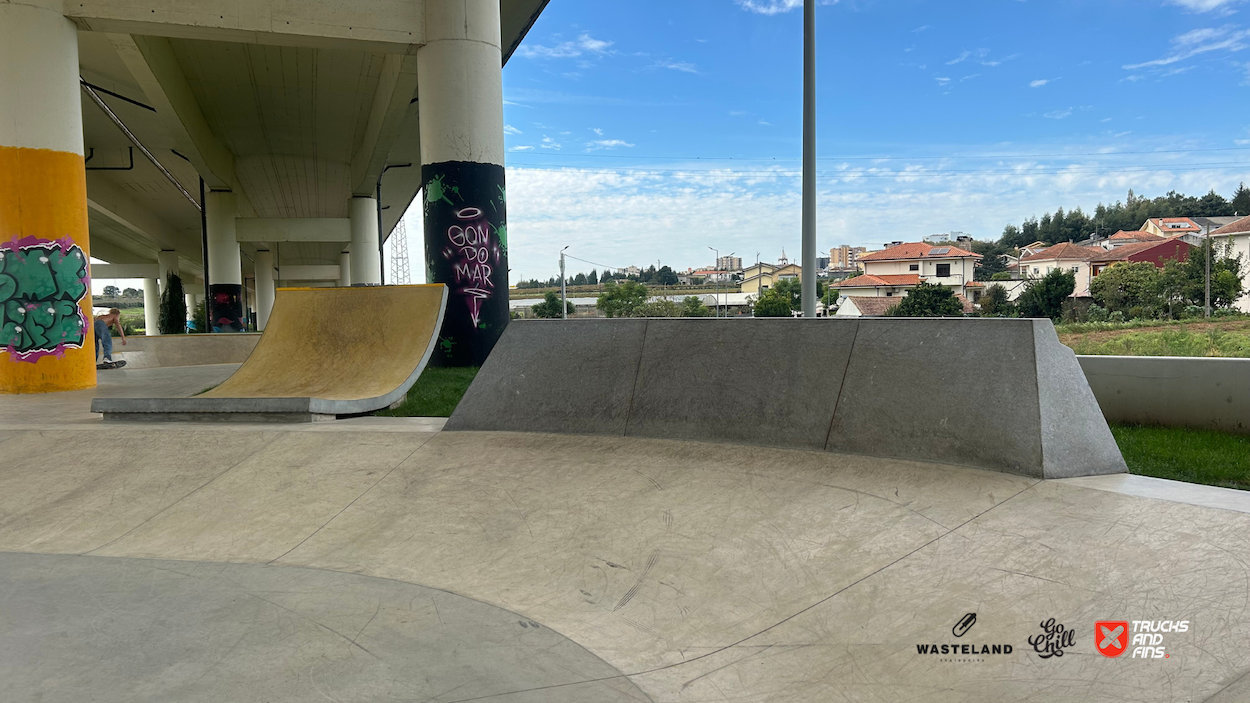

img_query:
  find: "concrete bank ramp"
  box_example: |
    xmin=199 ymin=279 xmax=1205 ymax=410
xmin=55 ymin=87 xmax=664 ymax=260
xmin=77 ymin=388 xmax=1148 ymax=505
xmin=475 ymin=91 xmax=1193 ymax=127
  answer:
xmin=92 ymin=285 xmax=447 ymax=421
xmin=446 ymin=317 xmax=1127 ymax=479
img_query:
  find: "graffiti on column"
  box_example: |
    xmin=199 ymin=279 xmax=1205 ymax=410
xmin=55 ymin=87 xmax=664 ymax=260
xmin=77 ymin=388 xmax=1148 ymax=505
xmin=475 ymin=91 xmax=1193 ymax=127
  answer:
xmin=209 ymin=284 xmax=244 ymax=332
xmin=422 ymin=161 xmax=509 ymax=367
xmin=0 ymin=235 xmax=90 ymax=362
xmin=444 ymin=206 xmax=496 ymax=328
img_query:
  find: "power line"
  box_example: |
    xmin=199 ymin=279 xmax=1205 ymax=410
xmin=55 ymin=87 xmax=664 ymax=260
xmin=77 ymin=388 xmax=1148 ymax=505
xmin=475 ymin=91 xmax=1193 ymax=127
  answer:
xmin=506 ymin=145 xmax=1250 ymax=162
xmin=505 ymin=162 xmax=1250 ymax=179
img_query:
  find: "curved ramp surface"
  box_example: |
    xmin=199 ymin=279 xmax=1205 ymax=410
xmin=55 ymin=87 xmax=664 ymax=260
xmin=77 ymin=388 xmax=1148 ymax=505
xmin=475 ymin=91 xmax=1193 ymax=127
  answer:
xmin=92 ymin=285 xmax=447 ymax=421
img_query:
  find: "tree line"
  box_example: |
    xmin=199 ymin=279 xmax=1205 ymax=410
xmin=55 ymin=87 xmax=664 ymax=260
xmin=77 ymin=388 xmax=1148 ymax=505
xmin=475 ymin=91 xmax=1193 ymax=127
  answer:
xmin=963 ymin=184 xmax=1250 ymax=282
xmin=516 ymin=264 xmax=682 ymax=289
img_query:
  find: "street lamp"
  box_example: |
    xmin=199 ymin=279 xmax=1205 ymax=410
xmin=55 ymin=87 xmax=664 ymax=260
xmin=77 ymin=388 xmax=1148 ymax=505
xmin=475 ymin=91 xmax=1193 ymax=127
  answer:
xmin=708 ymin=246 xmax=719 ymax=317
xmin=560 ymin=245 xmax=570 ymax=320
xmin=800 ymin=0 xmax=817 ymax=317
xmin=725 ymin=251 xmax=735 ymax=316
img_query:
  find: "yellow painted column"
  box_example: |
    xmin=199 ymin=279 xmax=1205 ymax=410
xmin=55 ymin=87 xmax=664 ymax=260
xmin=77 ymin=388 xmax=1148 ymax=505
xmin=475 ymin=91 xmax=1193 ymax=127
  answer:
xmin=0 ymin=0 xmax=95 ymax=393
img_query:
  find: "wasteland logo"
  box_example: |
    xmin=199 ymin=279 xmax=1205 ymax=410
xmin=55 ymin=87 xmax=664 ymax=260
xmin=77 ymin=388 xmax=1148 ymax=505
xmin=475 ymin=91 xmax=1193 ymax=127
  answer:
xmin=916 ymin=613 xmax=1014 ymax=662
xmin=1028 ymin=618 xmax=1076 ymax=659
xmin=0 ymin=236 xmax=90 ymax=362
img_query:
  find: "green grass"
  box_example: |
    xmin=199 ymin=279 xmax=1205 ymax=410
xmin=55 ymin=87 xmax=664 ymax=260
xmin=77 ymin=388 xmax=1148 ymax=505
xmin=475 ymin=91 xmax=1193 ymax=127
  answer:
xmin=1112 ymin=424 xmax=1250 ymax=491
xmin=1058 ymin=320 xmax=1250 ymax=357
xmin=374 ymin=366 xmax=479 ymax=418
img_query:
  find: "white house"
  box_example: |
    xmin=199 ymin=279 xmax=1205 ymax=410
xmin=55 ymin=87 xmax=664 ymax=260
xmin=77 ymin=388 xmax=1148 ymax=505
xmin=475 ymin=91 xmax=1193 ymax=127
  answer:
xmin=1017 ymin=242 xmax=1097 ymax=297
xmin=1209 ymin=216 xmax=1250 ymax=313
xmin=837 ymin=242 xmax=982 ymax=300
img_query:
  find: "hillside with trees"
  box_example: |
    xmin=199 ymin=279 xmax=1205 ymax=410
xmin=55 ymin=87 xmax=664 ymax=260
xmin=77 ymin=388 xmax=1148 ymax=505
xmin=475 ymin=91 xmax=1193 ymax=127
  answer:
xmin=968 ymin=184 xmax=1250 ymax=281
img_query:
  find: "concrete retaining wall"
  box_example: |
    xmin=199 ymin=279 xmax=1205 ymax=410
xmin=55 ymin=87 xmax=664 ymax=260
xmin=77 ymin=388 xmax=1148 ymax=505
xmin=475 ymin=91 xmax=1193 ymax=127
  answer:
xmin=1078 ymin=355 xmax=1250 ymax=434
xmin=112 ymin=334 xmax=262 ymax=369
xmin=446 ymin=318 xmax=1127 ymax=479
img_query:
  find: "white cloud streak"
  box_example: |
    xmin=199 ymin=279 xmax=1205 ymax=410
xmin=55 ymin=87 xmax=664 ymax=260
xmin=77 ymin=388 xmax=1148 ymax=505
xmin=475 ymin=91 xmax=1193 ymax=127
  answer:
xmin=1123 ymin=25 xmax=1250 ymax=69
xmin=517 ymin=33 xmax=614 ymax=59
xmin=736 ymin=0 xmax=838 ymax=15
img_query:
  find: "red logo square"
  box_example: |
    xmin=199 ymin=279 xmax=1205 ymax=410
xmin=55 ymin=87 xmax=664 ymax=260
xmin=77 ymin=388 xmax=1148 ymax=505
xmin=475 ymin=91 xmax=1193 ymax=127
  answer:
xmin=1096 ymin=621 xmax=1129 ymax=658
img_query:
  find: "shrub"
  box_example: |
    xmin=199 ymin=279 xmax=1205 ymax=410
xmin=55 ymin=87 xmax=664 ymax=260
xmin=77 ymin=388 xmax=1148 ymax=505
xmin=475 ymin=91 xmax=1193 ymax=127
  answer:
xmin=1109 ymin=311 xmax=1125 ymax=323
xmin=158 ymin=273 xmax=187 ymax=335
xmin=1087 ymin=304 xmax=1108 ymax=322
xmin=632 ymin=299 xmax=682 ymax=317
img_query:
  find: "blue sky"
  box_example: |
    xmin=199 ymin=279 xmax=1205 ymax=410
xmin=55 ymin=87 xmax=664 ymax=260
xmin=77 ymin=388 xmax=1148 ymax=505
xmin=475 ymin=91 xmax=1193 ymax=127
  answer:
xmin=452 ymin=0 xmax=1250 ymax=281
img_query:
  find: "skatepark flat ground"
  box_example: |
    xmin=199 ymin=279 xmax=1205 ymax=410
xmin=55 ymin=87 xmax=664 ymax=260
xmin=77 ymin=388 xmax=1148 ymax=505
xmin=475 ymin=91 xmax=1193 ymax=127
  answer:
xmin=3 ymin=367 xmax=1250 ymax=702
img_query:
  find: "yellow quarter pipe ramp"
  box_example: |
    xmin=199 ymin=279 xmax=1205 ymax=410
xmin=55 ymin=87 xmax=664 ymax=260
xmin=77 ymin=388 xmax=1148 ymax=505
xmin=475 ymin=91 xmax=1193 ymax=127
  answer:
xmin=92 ymin=285 xmax=447 ymax=421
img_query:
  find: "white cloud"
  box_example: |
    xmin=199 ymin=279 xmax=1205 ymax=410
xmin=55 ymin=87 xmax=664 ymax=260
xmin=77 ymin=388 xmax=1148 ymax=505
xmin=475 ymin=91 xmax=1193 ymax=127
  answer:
xmin=592 ymin=127 xmax=604 ymax=135
xmin=517 ymin=33 xmax=614 ymax=60
xmin=1123 ymin=25 xmax=1250 ymax=69
xmin=541 ymin=136 xmax=561 ymax=150
xmin=650 ymin=59 xmax=700 ymax=73
xmin=759 ymin=120 xmax=774 ymax=126
xmin=736 ymin=0 xmax=837 ymax=15
xmin=504 ymin=125 xmax=523 ymax=135
xmin=587 ymin=139 xmax=635 ymax=150
xmin=500 ymin=161 xmax=1250 ymax=279
xmin=935 ymin=77 xmax=952 ymax=85
xmin=1164 ymin=0 xmax=1244 ymax=13
xmin=1030 ymin=78 xmax=1056 ymax=87
xmin=946 ymin=51 xmax=971 ymax=65
xmin=912 ymin=25 xmax=931 ymax=33
xmin=509 ymin=145 xmax=534 ymax=152
xmin=1044 ymin=108 xmax=1074 ymax=119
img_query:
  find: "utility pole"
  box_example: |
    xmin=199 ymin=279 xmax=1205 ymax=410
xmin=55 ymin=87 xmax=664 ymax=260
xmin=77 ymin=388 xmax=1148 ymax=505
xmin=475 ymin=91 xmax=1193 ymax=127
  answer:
xmin=560 ymin=246 xmax=569 ymax=319
xmin=800 ymin=0 xmax=817 ymax=318
xmin=1205 ymin=224 xmax=1211 ymax=319
xmin=708 ymin=246 xmax=719 ymax=317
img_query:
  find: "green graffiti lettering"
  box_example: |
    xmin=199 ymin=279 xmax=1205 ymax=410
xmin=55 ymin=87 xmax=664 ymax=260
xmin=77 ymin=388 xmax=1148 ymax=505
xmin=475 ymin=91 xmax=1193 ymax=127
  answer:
xmin=0 ymin=242 xmax=89 ymax=361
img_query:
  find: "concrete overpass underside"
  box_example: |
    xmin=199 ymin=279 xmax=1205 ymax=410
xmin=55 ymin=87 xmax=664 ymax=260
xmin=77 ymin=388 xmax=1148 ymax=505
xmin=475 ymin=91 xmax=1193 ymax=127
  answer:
xmin=3 ymin=0 xmax=547 ymax=392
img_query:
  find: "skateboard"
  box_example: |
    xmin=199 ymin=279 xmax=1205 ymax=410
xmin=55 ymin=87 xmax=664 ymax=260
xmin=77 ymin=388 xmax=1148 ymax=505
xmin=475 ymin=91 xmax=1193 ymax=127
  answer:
xmin=96 ymin=360 xmax=128 ymax=370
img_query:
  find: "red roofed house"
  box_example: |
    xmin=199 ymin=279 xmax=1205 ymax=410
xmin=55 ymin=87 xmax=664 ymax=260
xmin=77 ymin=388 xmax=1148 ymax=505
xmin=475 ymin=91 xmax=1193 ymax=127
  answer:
xmin=1141 ymin=218 xmax=1201 ymax=238
xmin=1018 ymin=242 xmax=1097 ymax=297
xmin=1100 ymin=230 xmax=1164 ymax=250
xmin=1087 ymin=238 xmax=1194 ymax=277
xmin=838 ymin=241 xmax=982 ymax=301
xmin=1209 ymin=215 xmax=1250 ymax=313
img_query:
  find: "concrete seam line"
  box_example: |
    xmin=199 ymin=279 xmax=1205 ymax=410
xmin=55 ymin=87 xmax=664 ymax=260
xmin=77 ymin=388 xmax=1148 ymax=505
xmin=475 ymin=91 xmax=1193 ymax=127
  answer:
xmin=436 ymin=480 xmax=1043 ymax=703
xmin=823 ymin=320 xmax=860 ymax=451
xmin=78 ymin=435 xmax=286 ymax=556
xmin=267 ymin=432 xmax=442 ymax=565
xmin=622 ymin=319 xmax=649 ymax=438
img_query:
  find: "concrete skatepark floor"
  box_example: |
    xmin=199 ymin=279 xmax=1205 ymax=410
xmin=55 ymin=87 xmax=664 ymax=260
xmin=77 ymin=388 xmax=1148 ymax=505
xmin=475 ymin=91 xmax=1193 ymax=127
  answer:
xmin=3 ymin=367 xmax=1250 ymax=701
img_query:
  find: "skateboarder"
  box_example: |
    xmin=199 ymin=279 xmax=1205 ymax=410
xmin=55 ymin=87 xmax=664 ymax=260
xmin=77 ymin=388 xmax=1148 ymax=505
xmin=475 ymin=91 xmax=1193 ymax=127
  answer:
xmin=94 ymin=308 xmax=127 ymax=369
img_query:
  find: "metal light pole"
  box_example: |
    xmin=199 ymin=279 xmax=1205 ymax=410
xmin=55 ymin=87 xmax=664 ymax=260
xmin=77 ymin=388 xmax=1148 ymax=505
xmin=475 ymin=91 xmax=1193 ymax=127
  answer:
xmin=708 ymin=246 xmax=719 ymax=317
xmin=726 ymin=251 xmax=735 ymax=317
xmin=800 ymin=0 xmax=817 ymax=318
xmin=560 ymin=246 xmax=569 ymax=319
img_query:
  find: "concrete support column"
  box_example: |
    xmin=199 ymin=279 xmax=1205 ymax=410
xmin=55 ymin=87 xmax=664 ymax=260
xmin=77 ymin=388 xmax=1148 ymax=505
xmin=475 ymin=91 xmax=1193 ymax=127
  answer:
xmin=0 ymin=0 xmax=95 ymax=393
xmin=338 ymin=251 xmax=352 ymax=287
xmin=184 ymin=292 xmax=196 ymax=329
xmin=205 ymin=191 xmax=244 ymax=332
xmin=254 ymin=249 xmax=275 ymax=331
xmin=349 ymin=197 xmax=380 ymax=285
xmin=418 ymin=0 xmax=508 ymax=366
xmin=142 ymin=278 xmax=160 ymax=335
